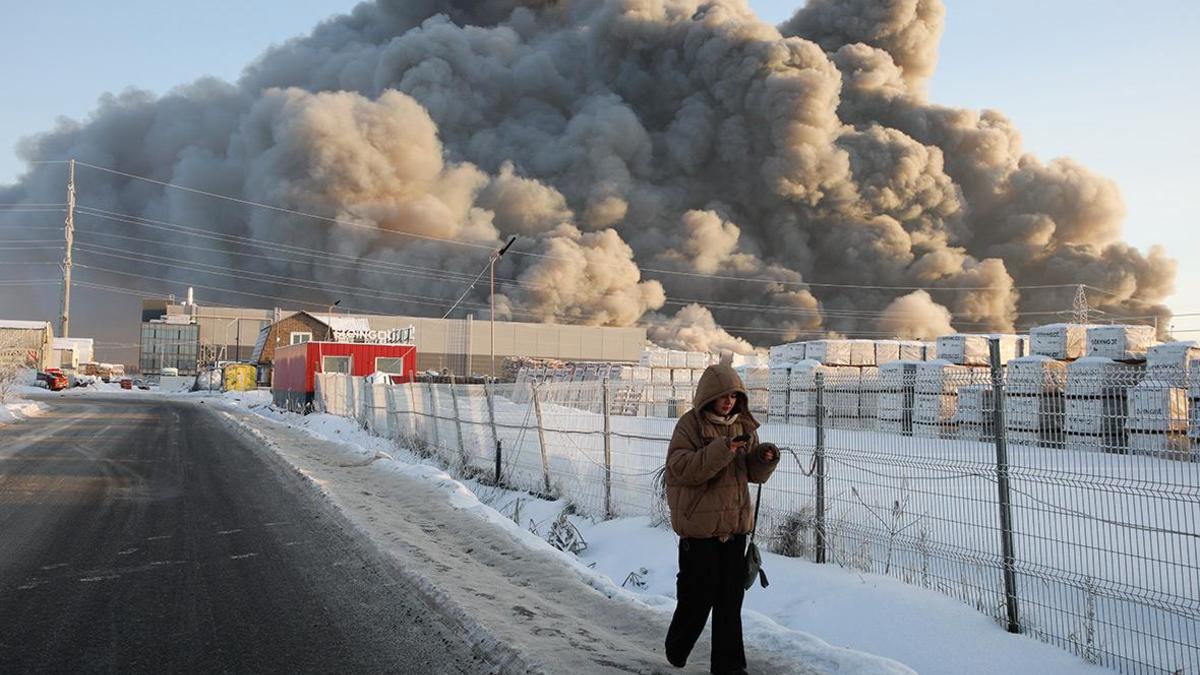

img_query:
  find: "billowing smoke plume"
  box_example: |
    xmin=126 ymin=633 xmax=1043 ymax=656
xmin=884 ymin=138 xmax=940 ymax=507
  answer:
xmin=0 ymin=0 xmax=1174 ymax=358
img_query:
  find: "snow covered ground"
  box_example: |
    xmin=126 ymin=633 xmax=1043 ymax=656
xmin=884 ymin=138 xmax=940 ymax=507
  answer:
xmin=206 ymin=390 xmax=1114 ymax=675
xmin=0 ymin=393 xmax=49 ymax=426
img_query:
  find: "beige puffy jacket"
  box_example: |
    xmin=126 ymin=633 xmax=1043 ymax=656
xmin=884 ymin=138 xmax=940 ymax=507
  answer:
xmin=665 ymin=364 xmax=779 ymax=539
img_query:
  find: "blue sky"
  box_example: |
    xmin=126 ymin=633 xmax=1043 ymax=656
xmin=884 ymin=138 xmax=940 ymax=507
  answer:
xmin=2 ymin=1 xmax=1196 ymax=332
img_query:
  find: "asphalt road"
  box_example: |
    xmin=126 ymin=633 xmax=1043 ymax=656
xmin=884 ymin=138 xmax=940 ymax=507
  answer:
xmin=0 ymin=395 xmax=491 ymax=675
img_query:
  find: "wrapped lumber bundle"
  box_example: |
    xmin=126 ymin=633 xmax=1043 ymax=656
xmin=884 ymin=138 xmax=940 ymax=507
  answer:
xmin=1086 ymin=325 xmax=1156 ymax=362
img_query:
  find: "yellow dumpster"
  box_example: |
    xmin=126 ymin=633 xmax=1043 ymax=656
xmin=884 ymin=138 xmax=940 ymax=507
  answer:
xmin=223 ymin=363 xmax=257 ymax=392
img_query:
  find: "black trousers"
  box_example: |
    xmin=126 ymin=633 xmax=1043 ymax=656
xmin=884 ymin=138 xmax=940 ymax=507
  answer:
xmin=665 ymin=534 xmax=747 ymax=673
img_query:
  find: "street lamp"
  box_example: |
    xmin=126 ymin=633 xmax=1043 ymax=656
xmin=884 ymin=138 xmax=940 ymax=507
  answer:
xmin=491 ymin=236 xmax=517 ymax=380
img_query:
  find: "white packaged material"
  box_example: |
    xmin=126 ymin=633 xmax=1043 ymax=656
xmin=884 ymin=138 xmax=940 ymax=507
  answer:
xmin=1126 ymin=383 xmax=1188 ymax=432
xmin=630 ymin=366 xmax=651 ymax=381
xmin=1064 ymin=433 xmax=1129 ymax=455
xmin=769 ymin=342 xmax=807 ymax=365
xmin=954 ymin=385 xmax=993 ymax=425
xmin=874 ymin=340 xmax=901 ymax=365
xmin=829 ymin=391 xmax=862 ymax=418
xmin=879 ymin=360 xmax=919 ymax=390
xmin=768 ymin=366 xmax=791 ymax=392
xmin=1145 ymin=342 xmax=1200 ymax=387
xmin=1007 ymin=428 xmax=1044 ymax=447
xmin=936 ymin=334 xmax=989 ymax=366
xmin=913 ymin=421 xmax=956 ymax=439
xmin=640 ymin=347 xmax=669 ymax=367
xmin=1006 ymin=356 xmax=1069 ymax=395
xmin=877 ymin=419 xmax=906 ymax=434
xmin=1065 ymin=357 xmax=1142 ymax=397
xmin=850 ymin=339 xmax=877 ymax=366
xmin=1128 ymin=432 xmax=1191 ymax=458
xmin=1086 ymin=325 xmax=1157 ymax=361
xmin=651 ymin=367 xmax=673 ymax=383
xmin=1064 ymin=396 xmax=1127 ymax=435
xmin=921 ymin=341 xmax=937 ymax=360
xmin=805 ymin=340 xmax=853 ymax=366
xmin=1191 ymin=359 xmax=1200 ymax=399
xmin=666 ymin=350 xmax=688 ymax=369
xmin=957 ymin=424 xmax=992 ymax=442
xmin=737 ymin=365 xmax=769 ymax=390
xmin=788 ymin=360 xmax=833 ymax=389
xmin=1030 ymin=324 xmax=1090 ymax=360
xmin=877 ymin=391 xmax=908 ymax=420
xmin=897 ymin=341 xmax=924 ymax=361
xmin=686 ymin=351 xmax=711 ymax=369
xmin=915 ymin=360 xmax=990 ymax=395
xmin=914 ymin=393 xmax=957 ymax=423
xmin=1004 ymin=394 xmax=1064 ymax=431
xmin=672 ymin=368 xmax=694 ymax=385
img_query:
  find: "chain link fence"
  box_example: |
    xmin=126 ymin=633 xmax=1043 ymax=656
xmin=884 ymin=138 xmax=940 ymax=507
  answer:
xmin=313 ymin=359 xmax=1199 ymax=675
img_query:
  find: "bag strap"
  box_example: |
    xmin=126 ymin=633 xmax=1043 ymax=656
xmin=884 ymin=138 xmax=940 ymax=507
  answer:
xmin=749 ymin=482 xmax=763 ymax=543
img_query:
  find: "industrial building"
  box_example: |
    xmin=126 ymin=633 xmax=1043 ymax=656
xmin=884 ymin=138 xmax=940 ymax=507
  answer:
xmin=139 ymin=298 xmax=647 ymax=380
xmin=0 ymin=320 xmax=54 ymax=371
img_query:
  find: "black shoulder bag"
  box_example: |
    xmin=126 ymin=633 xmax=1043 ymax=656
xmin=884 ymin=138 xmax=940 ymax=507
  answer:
xmin=744 ymin=482 xmax=769 ymax=590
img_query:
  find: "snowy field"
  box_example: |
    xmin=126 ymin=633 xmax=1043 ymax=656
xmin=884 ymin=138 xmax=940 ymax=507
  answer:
xmin=209 ymin=387 xmax=1116 ymax=675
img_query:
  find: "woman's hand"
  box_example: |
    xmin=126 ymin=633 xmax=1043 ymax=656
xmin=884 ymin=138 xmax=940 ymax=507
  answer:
xmin=729 ymin=437 xmax=748 ymax=453
xmin=760 ymin=444 xmax=779 ymax=462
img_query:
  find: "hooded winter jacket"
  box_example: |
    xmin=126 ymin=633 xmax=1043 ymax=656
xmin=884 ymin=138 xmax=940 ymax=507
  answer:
xmin=665 ymin=364 xmax=780 ymax=539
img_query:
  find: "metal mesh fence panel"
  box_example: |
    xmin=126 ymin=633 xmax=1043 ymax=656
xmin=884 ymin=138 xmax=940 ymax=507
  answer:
xmin=308 ymin=362 xmax=1199 ymax=675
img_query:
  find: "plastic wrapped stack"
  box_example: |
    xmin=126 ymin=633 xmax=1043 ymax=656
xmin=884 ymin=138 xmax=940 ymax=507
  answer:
xmin=827 ymin=367 xmax=864 ymax=428
xmin=786 ymin=360 xmax=833 ymax=424
xmin=954 ymin=385 xmax=995 ymax=441
xmin=936 ymin=334 xmax=1026 ymax=367
xmin=913 ymin=360 xmax=991 ymax=438
xmin=765 ymin=342 xmax=807 ymax=423
xmin=1085 ymin=325 xmax=1157 ymax=362
xmin=877 ymin=360 xmax=919 ymax=435
xmin=1030 ymin=324 xmax=1091 ymax=361
xmin=1126 ymin=342 xmax=1195 ymax=459
xmin=736 ymin=365 xmax=770 ymax=418
xmin=858 ymin=366 xmax=881 ymax=429
xmin=1003 ymin=356 xmax=1068 ymax=447
xmin=1063 ymin=357 xmax=1141 ymax=454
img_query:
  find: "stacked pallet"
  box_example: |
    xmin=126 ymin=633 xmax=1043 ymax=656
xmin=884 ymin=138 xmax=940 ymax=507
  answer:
xmin=1004 ymin=356 xmax=1068 ymax=447
xmin=765 ymin=342 xmax=807 ymax=423
xmin=913 ymin=360 xmax=991 ymax=438
xmin=954 ymin=385 xmax=995 ymax=441
xmin=877 ymin=360 xmax=919 ymax=435
xmin=736 ymin=365 xmax=770 ymax=418
xmin=786 ymin=360 xmax=833 ymax=424
xmin=1127 ymin=342 xmax=1197 ymax=458
xmin=1063 ymin=357 xmax=1138 ymax=454
xmin=936 ymin=333 xmax=1027 ymax=367
xmin=1081 ymin=325 xmax=1157 ymax=455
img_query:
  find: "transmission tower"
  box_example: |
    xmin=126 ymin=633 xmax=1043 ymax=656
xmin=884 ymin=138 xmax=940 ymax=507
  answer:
xmin=1072 ymin=285 xmax=1090 ymax=325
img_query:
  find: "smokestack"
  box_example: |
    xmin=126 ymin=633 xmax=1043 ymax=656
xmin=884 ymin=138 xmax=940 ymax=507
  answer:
xmin=186 ymin=287 xmax=194 ymax=307
xmin=0 ymin=0 xmax=1174 ymax=349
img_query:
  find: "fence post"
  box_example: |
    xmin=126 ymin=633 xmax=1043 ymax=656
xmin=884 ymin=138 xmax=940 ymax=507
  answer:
xmin=427 ymin=380 xmax=442 ymax=451
xmin=485 ymin=381 xmax=502 ymax=484
xmin=814 ymin=372 xmax=827 ymax=565
xmin=602 ymin=379 xmax=614 ymax=520
xmin=531 ymin=383 xmax=552 ymax=494
xmin=407 ymin=373 xmax=419 ymax=439
xmin=989 ymin=338 xmax=1022 ymax=634
xmin=448 ymin=374 xmax=467 ymax=466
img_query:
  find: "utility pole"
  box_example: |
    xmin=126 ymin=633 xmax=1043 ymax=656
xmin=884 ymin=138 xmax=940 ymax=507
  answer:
xmin=60 ymin=159 xmax=76 ymax=337
xmin=490 ymin=236 xmax=517 ymax=380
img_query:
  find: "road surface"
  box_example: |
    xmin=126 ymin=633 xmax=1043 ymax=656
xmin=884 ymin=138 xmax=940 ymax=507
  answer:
xmin=0 ymin=395 xmax=491 ymax=674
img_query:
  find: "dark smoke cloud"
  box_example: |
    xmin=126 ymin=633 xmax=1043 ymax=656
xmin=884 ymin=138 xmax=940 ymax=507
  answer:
xmin=0 ymin=0 xmax=1174 ymax=360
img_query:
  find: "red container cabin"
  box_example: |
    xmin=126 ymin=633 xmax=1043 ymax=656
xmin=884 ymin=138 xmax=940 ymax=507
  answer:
xmin=272 ymin=341 xmax=417 ymax=413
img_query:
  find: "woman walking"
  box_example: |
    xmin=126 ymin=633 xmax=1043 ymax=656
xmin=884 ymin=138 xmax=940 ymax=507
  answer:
xmin=664 ymin=363 xmax=779 ymax=674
